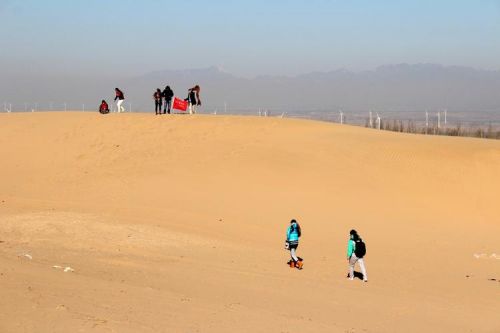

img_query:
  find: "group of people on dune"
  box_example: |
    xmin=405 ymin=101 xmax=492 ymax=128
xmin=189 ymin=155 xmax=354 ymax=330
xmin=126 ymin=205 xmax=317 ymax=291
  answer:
xmin=98 ymin=85 xmax=201 ymax=115
xmin=153 ymin=85 xmax=201 ymax=115
xmin=285 ymin=220 xmax=368 ymax=282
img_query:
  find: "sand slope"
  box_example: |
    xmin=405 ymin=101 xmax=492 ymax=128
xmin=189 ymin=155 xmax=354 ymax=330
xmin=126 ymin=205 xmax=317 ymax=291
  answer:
xmin=0 ymin=112 xmax=499 ymax=332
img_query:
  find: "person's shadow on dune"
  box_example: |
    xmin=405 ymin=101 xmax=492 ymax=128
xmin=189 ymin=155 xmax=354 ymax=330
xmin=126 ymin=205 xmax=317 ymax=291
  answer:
xmin=347 ymin=271 xmax=364 ymax=280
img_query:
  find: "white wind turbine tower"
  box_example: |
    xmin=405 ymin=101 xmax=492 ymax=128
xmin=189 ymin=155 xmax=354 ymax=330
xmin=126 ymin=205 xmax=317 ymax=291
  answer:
xmin=369 ymin=110 xmax=373 ymax=128
xmin=376 ymin=113 xmax=381 ymax=130
xmin=425 ymin=110 xmax=429 ymax=129
xmin=437 ymin=111 xmax=441 ymax=129
xmin=444 ymin=109 xmax=447 ymax=125
xmin=339 ymin=109 xmax=344 ymax=124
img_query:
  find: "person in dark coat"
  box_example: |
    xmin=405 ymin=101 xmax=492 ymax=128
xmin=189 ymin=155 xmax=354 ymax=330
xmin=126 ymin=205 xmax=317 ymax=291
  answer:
xmin=162 ymin=86 xmax=174 ymax=114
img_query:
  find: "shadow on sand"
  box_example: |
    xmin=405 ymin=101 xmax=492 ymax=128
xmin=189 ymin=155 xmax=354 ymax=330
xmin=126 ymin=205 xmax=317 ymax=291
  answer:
xmin=346 ymin=271 xmax=364 ymax=280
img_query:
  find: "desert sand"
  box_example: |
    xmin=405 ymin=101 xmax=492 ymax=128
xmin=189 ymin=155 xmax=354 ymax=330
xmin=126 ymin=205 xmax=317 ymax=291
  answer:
xmin=0 ymin=112 xmax=498 ymax=332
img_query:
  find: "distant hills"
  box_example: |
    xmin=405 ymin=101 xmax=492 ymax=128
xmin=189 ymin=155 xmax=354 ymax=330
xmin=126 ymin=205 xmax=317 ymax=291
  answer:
xmin=1 ymin=64 xmax=500 ymax=112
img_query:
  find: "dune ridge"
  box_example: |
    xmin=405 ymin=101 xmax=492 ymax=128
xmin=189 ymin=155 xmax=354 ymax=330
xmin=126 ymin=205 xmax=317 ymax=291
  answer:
xmin=0 ymin=112 xmax=499 ymax=332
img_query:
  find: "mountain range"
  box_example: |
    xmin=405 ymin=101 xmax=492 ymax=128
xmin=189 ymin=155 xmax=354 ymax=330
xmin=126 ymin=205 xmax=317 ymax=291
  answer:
xmin=1 ymin=64 xmax=500 ymax=112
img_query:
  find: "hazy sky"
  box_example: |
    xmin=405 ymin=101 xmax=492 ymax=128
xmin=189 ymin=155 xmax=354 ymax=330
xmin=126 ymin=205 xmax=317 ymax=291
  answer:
xmin=1 ymin=0 xmax=499 ymax=77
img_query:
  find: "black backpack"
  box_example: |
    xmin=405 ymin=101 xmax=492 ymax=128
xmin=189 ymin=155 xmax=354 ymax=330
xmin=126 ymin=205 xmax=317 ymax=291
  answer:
xmin=354 ymin=239 xmax=366 ymax=258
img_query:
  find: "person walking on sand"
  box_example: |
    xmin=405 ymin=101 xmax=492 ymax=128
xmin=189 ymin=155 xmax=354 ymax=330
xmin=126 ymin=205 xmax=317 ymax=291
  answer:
xmin=114 ymin=88 xmax=125 ymax=113
xmin=153 ymin=88 xmax=162 ymax=115
xmin=285 ymin=219 xmax=303 ymax=269
xmin=162 ymin=85 xmax=174 ymax=114
xmin=187 ymin=85 xmax=201 ymax=114
xmin=347 ymin=229 xmax=368 ymax=282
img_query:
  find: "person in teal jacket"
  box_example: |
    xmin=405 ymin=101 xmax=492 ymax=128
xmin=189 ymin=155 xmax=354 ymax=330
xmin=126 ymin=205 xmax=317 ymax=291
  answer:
xmin=347 ymin=229 xmax=368 ymax=282
xmin=286 ymin=219 xmax=303 ymax=269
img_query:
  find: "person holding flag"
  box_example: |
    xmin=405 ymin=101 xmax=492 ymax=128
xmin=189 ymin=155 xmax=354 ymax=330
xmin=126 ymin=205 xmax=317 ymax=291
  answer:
xmin=187 ymin=85 xmax=201 ymax=114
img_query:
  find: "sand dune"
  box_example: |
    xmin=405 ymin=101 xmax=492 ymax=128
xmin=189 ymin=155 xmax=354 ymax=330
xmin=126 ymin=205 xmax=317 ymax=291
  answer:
xmin=0 ymin=112 xmax=499 ymax=332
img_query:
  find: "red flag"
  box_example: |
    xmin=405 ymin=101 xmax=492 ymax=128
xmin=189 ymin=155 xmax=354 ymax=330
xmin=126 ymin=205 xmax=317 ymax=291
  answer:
xmin=172 ymin=97 xmax=188 ymax=111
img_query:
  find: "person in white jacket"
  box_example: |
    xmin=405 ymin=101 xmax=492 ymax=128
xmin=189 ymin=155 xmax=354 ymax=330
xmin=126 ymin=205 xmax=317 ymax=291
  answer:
xmin=114 ymin=88 xmax=125 ymax=113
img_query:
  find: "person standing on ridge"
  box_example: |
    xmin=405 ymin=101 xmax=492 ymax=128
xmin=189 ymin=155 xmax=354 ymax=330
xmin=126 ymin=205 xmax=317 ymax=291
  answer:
xmin=114 ymin=88 xmax=125 ymax=113
xmin=153 ymin=88 xmax=162 ymax=115
xmin=162 ymin=85 xmax=174 ymax=114
xmin=347 ymin=229 xmax=368 ymax=282
xmin=187 ymin=85 xmax=201 ymax=114
xmin=285 ymin=219 xmax=303 ymax=269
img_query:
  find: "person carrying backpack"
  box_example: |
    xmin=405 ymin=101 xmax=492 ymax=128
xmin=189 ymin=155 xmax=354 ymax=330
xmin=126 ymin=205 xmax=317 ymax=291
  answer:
xmin=99 ymin=100 xmax=109 ymax=114
xmin=162 ymin=86 xmax=174 ymax=114
xmin=285 ymin=219 xmax=303 ymax=269
xmin=153 ymin=88 xmax=162 ymax=115
xmin=347 ymin=229 xmax=368 ymax=282
xmin=114 ymin=88 xmax=125 ymax=113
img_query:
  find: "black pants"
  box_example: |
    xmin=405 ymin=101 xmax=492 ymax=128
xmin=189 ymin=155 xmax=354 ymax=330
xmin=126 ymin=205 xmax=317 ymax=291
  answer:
xmin=289 ymin=243 xmax=299 ymax=262
xmin=155 ymin=100 xmax=162 ymax=114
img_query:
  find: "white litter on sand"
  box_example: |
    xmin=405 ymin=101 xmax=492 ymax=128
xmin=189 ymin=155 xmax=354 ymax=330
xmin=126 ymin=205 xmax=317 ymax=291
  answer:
xmin=52 ymin=265 xmax=75 ymax=272
xmin=473 ymin=253 xmax=499 ymax=260
xmin=23 ymin=254 xmax=33 ymax=260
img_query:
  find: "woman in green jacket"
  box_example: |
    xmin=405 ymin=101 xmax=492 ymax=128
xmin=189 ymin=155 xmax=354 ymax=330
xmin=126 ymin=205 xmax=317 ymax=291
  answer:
xmin=286 ymin=219 xmax=303 ymax=269
xmin=347 ymin=229 xmax=368 ymax=282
